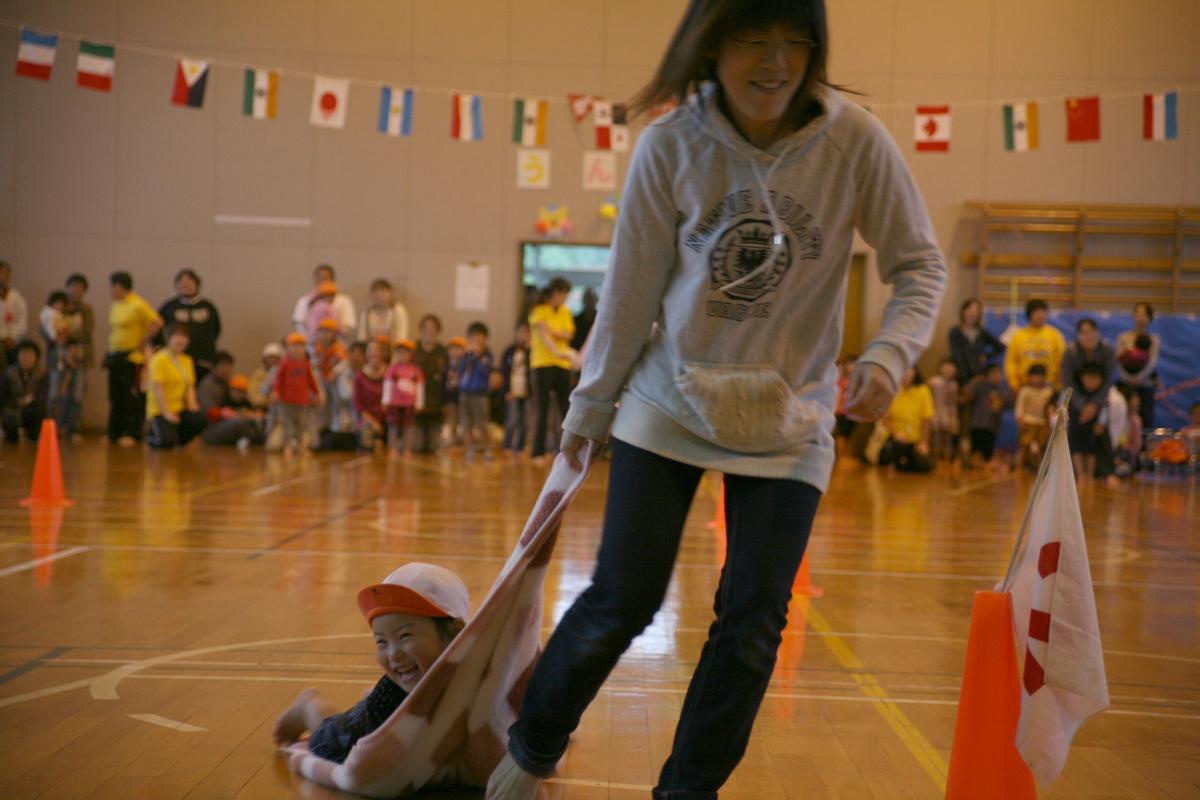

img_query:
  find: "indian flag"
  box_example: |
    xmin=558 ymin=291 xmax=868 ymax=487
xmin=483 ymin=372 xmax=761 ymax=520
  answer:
xmin=512 ymin=98 xmax=548 ymax=147
xmin=77 ymin=41 xmax=115 ymax=92
xmin=1003 ymin=101 xmax=1039 ymax=152
xmin=242 ymin=68 xmax=278 ymax=119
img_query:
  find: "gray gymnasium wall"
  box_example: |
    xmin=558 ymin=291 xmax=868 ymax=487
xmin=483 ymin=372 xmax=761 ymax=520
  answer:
xmin=0 ymin=0 xmax=1197 ymax=429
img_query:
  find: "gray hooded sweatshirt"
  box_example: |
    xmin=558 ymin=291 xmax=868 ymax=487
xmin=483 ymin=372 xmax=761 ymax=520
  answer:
xmin=565 ymin=83 xmax=946 ymax=492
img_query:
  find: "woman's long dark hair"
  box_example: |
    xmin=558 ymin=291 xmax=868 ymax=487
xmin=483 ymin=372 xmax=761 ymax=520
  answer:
xmin=630 ymin=0 xmax=842 ymax=124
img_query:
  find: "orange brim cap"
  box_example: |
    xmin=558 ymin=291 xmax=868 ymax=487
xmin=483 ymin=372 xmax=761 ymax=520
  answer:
xmin=357 ymin=583 xmax=452 ymax=625
xmin=285 ymin=332 xmax=307 ymax=345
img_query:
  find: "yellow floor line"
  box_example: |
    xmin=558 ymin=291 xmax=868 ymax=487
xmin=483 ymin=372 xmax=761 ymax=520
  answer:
xmin=807 ymin=604 xmax=950 ymax=792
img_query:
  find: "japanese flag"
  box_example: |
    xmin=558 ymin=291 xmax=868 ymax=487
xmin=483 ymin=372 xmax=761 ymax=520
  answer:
xmin=311 ymin=76 xmax=349 ymax=129
xmin=1004 ymin=416 xmax=1109 ymax=785
xmin=915 ymin=104 xmax=950 ymax=152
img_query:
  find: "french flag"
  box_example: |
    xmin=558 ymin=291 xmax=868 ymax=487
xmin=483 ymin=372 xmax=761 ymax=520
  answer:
xmin=1143 ymin=91 xmax=1178 ymax=141
xmin=451 ymin=93 xmax=483 ymax=142
xmin=16 ymin=28 xmax=58 ymax=81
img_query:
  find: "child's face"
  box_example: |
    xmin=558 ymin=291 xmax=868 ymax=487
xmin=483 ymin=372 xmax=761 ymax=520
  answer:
xmin=448 ymin=344 xmax=464 ymax=360
xmin=372 ymin=613 xmax=450 ymax=693
xmin=396 ymin=347 xmax=413 ymax=364
xmin=1028 ymin=373 xmax=1046 ymax=389
xmin=167 ymin=333 xmax=189 ymax=354
xmin=938 ymin=362 xmax=956 ymax=380
xmin=214 ymin=361 xmax=234 ymax=381
xmin=287 ymin=342 xmax=307 ymax=359
xmin=420 ymin=320 xmax=439 ymax=344
xmin=264 ymin=355 xmax=280 ymax=370
xmin=318 ymin=329 xmax=335 ymax=345
xmin=1029 ymin=309 xmax=1047 ymax=327
xmin=348 ymin=348 xmax=365 ymax=371
xmin=230 ymin=388 xmax=247 ymax=403
xmin=468 ymin=332 xmax=486 ymax=351
xmin=986 ymin=368 xmax=1002 ymax=385
xmin=1081 ymin=374 xmax=1102 ymax=394
xmin=17 ymin=349 xmax=37 ymax=371
xmin=515 ymin=325 xmax=531 ymax=347
xmin=900 ymin=367 xmax=915 ymax=389
xmin=366 ymin=343 xmax=384 ymax=368
xmin=51 ymin=298 xmax=65 ymax=312
xmin=372 ymin=286 xmax=393 ymax=306
xmin=66 ymin=282 xmax=85 ymax=302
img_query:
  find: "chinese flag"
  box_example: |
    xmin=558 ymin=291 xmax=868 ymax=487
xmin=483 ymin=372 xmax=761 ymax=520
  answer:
xmin=1065 ymin=96 xmax=1100 ymax=142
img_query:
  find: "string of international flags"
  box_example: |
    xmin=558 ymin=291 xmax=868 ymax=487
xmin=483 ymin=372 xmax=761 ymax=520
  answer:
xmin=12 ymin=25 xmax=637 ymax=152
xmin=11 ymin=23 xmax=1195 ymax=156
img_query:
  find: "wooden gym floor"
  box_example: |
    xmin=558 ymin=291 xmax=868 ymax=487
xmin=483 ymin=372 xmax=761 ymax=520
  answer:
xmin=0 ymin=442 xmax=1196 ymax=799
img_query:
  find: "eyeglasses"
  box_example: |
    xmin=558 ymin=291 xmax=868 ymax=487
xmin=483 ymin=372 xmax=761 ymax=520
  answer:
xmin=727 ymin=36 xmax=817 ymax=59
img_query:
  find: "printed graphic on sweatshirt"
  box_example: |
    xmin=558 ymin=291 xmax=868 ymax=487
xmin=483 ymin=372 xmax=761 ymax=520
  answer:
xmin=685 ymin=189 xmax=822 ymax=320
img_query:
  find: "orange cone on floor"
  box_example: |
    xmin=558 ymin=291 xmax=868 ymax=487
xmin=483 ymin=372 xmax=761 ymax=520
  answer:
xmin=19 ymin=420 xmax=74 ymax=508
xmin=29 ymin=504 xmax=65 ymax=587
xmin=794 ymin=553 xmax=824 ymax=598
xmin=945 ymin=590 xmax=1036 ymax=799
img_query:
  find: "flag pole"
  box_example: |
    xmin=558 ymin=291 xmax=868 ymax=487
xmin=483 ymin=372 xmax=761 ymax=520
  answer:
xmin=1000 ymin=388 xmax=1073 ymax=592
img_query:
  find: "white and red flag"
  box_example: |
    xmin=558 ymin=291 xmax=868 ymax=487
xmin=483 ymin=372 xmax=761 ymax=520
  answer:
xmin=1003 ymin=410 xmax=1109 ymax=785
xmin=914 ymin=104 xmax=950 ymax=152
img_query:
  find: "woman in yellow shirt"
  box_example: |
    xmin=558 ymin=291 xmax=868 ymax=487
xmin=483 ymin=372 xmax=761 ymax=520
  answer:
xmin=879 ymin=367 xmax=934 ymax=473
xmin=527 ymin=278 xmax=575 ymax=460
xmin=105 ymin=271 xmax=163 ymax=446
xmin=145 ymin=324 xmax=206 ymax=449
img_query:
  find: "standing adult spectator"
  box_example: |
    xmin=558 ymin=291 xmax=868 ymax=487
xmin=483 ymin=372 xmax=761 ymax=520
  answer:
xmin=156 ymin=268 xmax=222 ymax=382
xmin=528 ymin=277 xmax=575 ymax=462
xmin=357 ymin=278 xmax=409 ymax=343
xmin=570 ymin=288 xmax=598 ymax=352
xmin=1003 ymin=298 xmax=1065 ymax=392
xmin=1061 ymin=317 xmax=1117 ymax=441
xmin=105 ymin=271 xmax=163 ymax=446
xmin=0 ymin=260 xmax=29 ymax=365
xmin=948 ymin=297 xmax=1003 ymax=385
xmin=1115 ymin=301 xmax=1160 ymax=431
xmin=292 ymin=264 xmax=356 ymax=336
xmin=64 ymin=273 xmax=96 ymax=370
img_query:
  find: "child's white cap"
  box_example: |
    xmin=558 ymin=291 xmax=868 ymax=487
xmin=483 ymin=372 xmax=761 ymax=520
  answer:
xmin=357 ymin=563 xmax=470 ymax=625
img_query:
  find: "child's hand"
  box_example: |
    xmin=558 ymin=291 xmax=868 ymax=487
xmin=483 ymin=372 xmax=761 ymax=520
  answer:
xmin=1093 ymin=422 xmax=1105 ymax=435
xmin=273 ymin=689 xmax=318 ymax=746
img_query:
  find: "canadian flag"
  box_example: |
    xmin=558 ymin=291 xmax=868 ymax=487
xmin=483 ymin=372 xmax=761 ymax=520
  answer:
xmin=914 ymin=104 xmax=950 ymax=152
xmin=1003 ymin=413 xmax=1109 ymax=785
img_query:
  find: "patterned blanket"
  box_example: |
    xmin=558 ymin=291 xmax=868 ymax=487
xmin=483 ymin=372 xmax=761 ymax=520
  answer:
xmin=285 ymin=443 xmax=596 ymax=796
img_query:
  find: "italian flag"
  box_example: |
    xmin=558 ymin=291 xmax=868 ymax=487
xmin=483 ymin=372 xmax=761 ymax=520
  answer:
xmin=512 ymin=98 xmax=548 ymax=147
xmin=76 ymin=41 xmax=115 ymax=92
xmin=243 ymin=68 xmax=278 ymax=120
xmin=1003 ymin=101 xmax=1039 ymax=152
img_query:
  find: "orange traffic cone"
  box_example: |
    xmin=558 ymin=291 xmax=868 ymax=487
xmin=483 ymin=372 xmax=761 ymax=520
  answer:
xmin=794 ymin=553 xmax=824 ymax=598
xmin=945 ymin=590 xmax=1037 ymax=799
xmin=19 ymin=420 xmax=74 ymax=508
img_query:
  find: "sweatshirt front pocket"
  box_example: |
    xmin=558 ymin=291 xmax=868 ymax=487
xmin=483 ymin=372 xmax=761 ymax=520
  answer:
xmin=673 ymin=362 xmax=818 ymax=454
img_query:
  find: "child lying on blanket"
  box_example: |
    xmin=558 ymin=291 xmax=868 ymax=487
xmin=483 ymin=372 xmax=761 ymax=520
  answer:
xmin=272 ymin=563 xmax=469 ymax=762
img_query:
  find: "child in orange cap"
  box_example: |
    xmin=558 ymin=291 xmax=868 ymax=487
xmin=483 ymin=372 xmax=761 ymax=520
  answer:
xmin=304 ymin=281 xmax=341 ymax=342
xmin=312 ymin=318 xmax=349 ymax=432
xmin=273 ymin=563 xmax=470 ymax=763
xmin=383 ymin=338 xmax=425 ymax=454
xmin=272 ymin=332 xmax=323 ymax=456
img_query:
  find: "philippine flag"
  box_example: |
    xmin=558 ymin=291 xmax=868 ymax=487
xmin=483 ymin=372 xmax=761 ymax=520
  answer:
xmin=1143 ymin=91 xmax=1178 ymax=141
xmin=172 ymin=58 xmax=209 ymax=108
xmin=378 ymin=86 xmax=413 ymax=137
xmin=451 ymin=93 xmax=483 ymax=142
xmin=16 ymin=28 xmax=58 ymax=81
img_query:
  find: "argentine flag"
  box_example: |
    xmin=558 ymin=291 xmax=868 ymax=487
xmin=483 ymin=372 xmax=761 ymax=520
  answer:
xmin=378 ymin=86 xmax=413 ymax=137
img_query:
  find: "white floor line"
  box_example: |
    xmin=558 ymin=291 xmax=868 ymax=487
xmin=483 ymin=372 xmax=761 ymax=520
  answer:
xmin=546 ymin=777 xmax=653 ymax=791
xmin=250 ymin=456 xmax=373 ymax=497
xmin=0 ymin=546 xmax=89 ymax=577
xmin=127 ymin=713 xmax=206 ymax=732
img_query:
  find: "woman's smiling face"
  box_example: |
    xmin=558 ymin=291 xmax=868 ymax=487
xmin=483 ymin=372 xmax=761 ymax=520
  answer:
xmin=372 ymin=613 xmax=450 ymax=692
xmin=716 ymin=23 xmax=812 ymax=131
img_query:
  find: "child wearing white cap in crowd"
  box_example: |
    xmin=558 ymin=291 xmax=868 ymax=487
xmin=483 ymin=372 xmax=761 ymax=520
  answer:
xmin=273 ymin=563 xmax=471 ymax=762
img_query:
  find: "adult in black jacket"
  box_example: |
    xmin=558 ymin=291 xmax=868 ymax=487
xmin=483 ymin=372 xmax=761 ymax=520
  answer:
xmin=157 ymin=269 xmax=221 ymax=382
xmin=948 ymin=297 xmax=1003 ymax=384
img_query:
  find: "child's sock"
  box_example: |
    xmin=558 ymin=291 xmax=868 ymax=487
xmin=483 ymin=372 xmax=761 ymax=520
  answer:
xmin=485 ymin=752 xmax=541 ymax=800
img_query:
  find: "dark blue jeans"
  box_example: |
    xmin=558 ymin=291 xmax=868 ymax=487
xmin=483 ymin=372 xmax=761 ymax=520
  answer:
xmin=508 ymin=438 xmax=821 ymax=800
